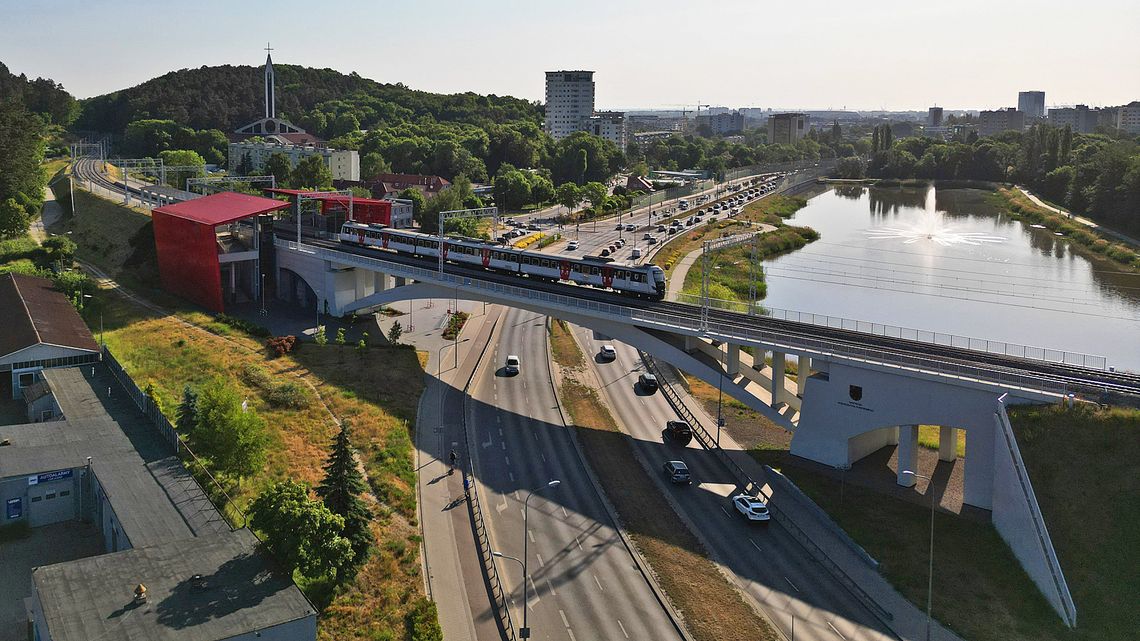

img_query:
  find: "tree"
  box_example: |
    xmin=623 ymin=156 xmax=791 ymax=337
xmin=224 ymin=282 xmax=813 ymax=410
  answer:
xmin=835 ymin=157 xmax=866 ymax=179
xmin=316 ymin=422 xmax=373 ymax=572
xmin=493 ymin=164 xmax=532 ymax=211
xmin=158 ymin=149 xmax=206 ymax=189
xmin=264 ymin=153 xmax=293 ymax=186
xmin=41 ymin=235 xmax=76 ymax=265
xmin=528 ymin=174 xmax=555 ymax=205
xmin=554 ymin=182 xmax=580 ymax=217
xmin=387 ymin=321 xmax=403 ymax=345
xmin=360 ymin=152 xmax=391 ymax=180
xmin=831 ymin=120 xmax=842 ymax=144
xmin=248 ymin=480 xmax=354 ymax=580
xmin=335 ymin=328 xmax=346 ymax=346
xmin=0 ymin=198 xmax=30 ymax=239
xmin=314 ymin=325 xmax=328 ymax=346
xmin=421 ymin=175 xmax=479 ymax=233
xmin=291 ymin=155 xmax=333 ymax=189
xmin=582 ymin=181 xmax=608 ymax=211
xmin=176 ymin=385 xmax=198 ymax=435
xmin=235 ymin=152 xmax=254 ymax=177
xmin=194 ymin=379 xmax=268 ymax=478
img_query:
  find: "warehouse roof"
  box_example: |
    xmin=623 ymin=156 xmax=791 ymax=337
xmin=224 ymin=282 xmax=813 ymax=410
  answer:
xmin=0 ymin=273 xmax=99 ymax=359
xmin=33 ymin=528 xmax=315 ymax=641
xmin=152 ymin=191 xmax=288 ymax=226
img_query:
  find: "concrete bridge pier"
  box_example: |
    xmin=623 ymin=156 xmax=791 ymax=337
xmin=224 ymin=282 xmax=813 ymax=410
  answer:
xmin=896 ymin=424 xmax=920 ymax=487
xmin=797 ymin=355 xmax=810 ymax=397
xmin=726 ymin=344 xmax=741 ymax=377
xmin=770 ymin=351 xmax=786 ymax=405
xmin=939 ymin=426 xmax=957 ymax=461
xmin=375 ymin=272 xmax=390 ymax=292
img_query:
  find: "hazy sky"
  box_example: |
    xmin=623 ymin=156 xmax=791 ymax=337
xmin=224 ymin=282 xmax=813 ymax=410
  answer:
xmin=3 ymin=0 xmax=1137 ymax=111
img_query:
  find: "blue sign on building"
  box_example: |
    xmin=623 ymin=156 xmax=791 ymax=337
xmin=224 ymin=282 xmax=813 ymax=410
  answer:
xmin=6 ymin=497 xmax=21 ymax=520
xmin=28 ymin=469 xmax=74 ymax=485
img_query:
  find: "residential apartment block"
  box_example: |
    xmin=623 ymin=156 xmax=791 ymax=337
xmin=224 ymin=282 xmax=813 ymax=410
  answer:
xmin=228 ymin=141 xmax=360 ymax=181
xmin=767 ymin=113 xmax=808 ymax=145
xmin=978 ymin=108 xmax=1025 ymax=136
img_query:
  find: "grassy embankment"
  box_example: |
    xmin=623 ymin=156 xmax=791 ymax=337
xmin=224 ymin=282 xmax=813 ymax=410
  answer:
xmin=652 ymin=194 xmax=819 ymax=305
xmin=702 ymin=365 xmax=1134 ymax=641
xmin=51 ymin=182 xmax=441 ymax=640
xmin=548 ymin=319 xmax=779 ymax=641
xmin=994 ymin=187 xmax=1139 ymax=268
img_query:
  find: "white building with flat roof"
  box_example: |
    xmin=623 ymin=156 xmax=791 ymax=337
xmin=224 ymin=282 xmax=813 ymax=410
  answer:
xmin=229 ymin=141 xmax=359 ymax=181
xmin=545 ymin=70 xmax=595 ymax=141
xmin=584 ymin=111 xmax=627 ymax=149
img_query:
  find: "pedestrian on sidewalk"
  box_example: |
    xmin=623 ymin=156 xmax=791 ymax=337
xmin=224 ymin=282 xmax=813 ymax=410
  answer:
xmin=463 ymin=475 xmax=470 ymax=498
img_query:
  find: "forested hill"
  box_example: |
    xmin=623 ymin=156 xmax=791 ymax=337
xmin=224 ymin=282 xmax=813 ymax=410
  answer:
xmin=75 ymin=64 xmax=543 ymax=135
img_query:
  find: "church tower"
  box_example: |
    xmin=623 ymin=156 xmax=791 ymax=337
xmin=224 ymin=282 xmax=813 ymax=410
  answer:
xmin=264 ymin=45 xmax=275 ymax=119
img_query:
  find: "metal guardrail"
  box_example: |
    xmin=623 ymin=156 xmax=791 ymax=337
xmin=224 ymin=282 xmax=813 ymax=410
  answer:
xmin=102 ymin=346 xmax=246 ymax=528
xmin=995 ymin=395 xmax=1077 ymax=627
xmin=640 ymin=353 xmax=896 ymax=627
xmin=674 ymin=293 xmax=1108 ymax=370
xmin=277 ymin=238 xmax=1073 ymax=396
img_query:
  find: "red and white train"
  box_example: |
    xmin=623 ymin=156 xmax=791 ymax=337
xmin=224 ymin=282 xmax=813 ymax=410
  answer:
xmin=338 ymin=222 xmax=667 ymax=300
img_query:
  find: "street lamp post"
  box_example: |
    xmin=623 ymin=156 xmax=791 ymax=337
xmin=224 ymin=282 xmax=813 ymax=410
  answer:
xmin=491 ymin=551 xmax=524 ymax=629
xmin=517 ymin=480 xmax=561 ymax=639
xmin=902 ymin=469 xmax=935 ymax=641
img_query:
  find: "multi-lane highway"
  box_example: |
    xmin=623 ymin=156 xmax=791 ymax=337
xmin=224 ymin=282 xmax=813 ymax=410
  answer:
xmin=467 ymin=307 xmax=684 ymax=641
xmin=567 ymin=324 xmax=898 ymax=641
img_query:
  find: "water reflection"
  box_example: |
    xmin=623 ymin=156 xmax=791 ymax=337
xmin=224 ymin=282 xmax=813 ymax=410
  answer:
xmin=763 ymin=184 xmax=1140 ymax=369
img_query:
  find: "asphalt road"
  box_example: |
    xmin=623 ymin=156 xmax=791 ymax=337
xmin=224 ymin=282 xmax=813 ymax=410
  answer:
xmin=468 ymin=307 xmax=683 ymax=641
xmin=569 ymin=325 xmax=898 ymax=641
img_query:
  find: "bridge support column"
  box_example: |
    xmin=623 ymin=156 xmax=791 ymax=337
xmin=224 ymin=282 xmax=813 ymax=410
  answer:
xmin=796 ymin=355 xmax=809 ymax=397
xmin=375 ymin=272 xmax=389 ymax=292
xmin=394 ymin=276 xmax=407 ymax=287
xmin=897 ymin=425 xmax=919 ymax=487
xmin=770 ymin=351 xmax=786 ymax=405
xmin=939 ymin=426 xmax=957 ymax=461
xmin=684 ymin=334 xmax=697 ymax=353
xmin=726 ymin=344 xmax=740 ymax=377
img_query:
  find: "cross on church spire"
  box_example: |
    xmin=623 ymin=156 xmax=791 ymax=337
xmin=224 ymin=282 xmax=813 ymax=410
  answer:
xmin=265 ymin=42 xmax=273 ymax=54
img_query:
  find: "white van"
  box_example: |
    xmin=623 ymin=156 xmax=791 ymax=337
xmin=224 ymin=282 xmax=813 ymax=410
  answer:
xmin=631 ymin=248 xmax=643 ymax=259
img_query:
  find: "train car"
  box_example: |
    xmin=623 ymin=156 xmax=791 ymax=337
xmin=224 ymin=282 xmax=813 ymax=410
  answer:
xmin=338 ymin=222 xmax=666 ymax=299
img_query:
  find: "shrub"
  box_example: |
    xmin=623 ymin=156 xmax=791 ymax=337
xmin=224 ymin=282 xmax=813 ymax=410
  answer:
xmin=266 ymin=381 xmax=312 ymax=409
xmin=265 ymin=335 xmax=297 ymax=358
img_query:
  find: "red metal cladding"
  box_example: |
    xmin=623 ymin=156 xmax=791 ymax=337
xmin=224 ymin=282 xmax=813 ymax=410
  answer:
xmin=482 ymin=248 xmax=491 ymax=267
xmin=381 ymin=232 xmax=390 ymax=249
xmin=602 ymin=266 xmax=614 ymax=288
xmin=152 ymin=209 xmax=225 ymax=313
xmin=559 ymin=261 xmax=571 ymax=280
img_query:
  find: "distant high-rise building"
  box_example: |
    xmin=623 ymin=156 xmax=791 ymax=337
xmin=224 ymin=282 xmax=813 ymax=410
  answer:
xmin=545 ymin=71 xmax=595 ymax=141
xmin=927 ymin=107 xmax=944 ymax=127
xmin=767 ymin=113 xmax=808 ymax=144
xmin=979 ymin=108 xmax=1025 ymax=136
xmin=1018 ymin=91 xmax=1046 ymax=120
xmin=1116 ymin=101 xmax=1140 ymax=134
xmin=584 ymin=111 xmax=628 ymax=149
xmin=1048 ymin=105 xmax=1099 ymax=134
xmin=695 ymin=110 xmax=746 ymax=136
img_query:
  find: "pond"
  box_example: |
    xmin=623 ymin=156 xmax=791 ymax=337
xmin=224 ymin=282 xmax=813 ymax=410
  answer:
xmin=762 ymin=185 xmax=1140 ymax=371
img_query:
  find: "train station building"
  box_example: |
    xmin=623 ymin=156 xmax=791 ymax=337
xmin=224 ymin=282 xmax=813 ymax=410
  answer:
xmin=152 ymin=191 xmax=289 ymax=313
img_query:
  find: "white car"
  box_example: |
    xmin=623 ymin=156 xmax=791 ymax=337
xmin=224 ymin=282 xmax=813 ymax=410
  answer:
xmin=567 ymin=240 xmax=579 ymax=250
xmin=732 ymin=494 xmax=771 ymax=522
xmin=599 ymin=344 xmax=617 ymax=360
xmin=505 ymin=355 xmax=520 ymax=375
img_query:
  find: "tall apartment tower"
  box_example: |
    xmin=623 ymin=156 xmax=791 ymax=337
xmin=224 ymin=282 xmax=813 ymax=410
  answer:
xmin=545 ymin=71 xmax=595 ymax=140
xmin=927 ymin=106 xmax=944 ymax=127
xmin=1018 ymin=91 xmax=1045 ymax=120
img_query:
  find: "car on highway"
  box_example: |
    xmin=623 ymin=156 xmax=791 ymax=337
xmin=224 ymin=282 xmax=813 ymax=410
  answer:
xmin=638 ymin=372 xmax=659 ymax=393
xmin=643 ymin=233 xmax=652 ymax=240
xmin=599 ymin=344 xmax=617 ymax=361
xmin=731 ymin=494 xmax=771 ymax=522
xmin=600 ymin=248 xmax=611 ymax=257
xmin=663 ymin=460 xmax=692 ymax=485
xmin=657 ymin=225 xmax=667 ymax=232
xmin=567 ymin=240 xmax=579 ymax=250
xmin=647 ymin=236 xmax=659 ymax=245
xmin=616 ymin=223 xmax=625 ymax=231
xmin=664 ymin=420 xmax=693 ymax=445
xmin=631 ymin=247 xmax=643 ymax=259
xmin=625 ymin=224 xmax=636 ymax=231
xmin=528 ymin=224 xmax=541 ymax=231
xmin=505 ymin=354 xmax=520 ymax=376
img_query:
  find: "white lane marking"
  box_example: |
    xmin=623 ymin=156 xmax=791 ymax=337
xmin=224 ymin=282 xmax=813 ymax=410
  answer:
xmin=496 ymin=498 xmax=508 ymax=513
xmin=784 ymin=576 xmax=800 ymax=593
xmin=536 ymin=552 xmax=545 ymax=567
xmin=528 ymin=576 xmax=541 ymax=606
xmin=561 ymin=505 xmax=569 ymax=518
xmin=513 ymin=490 xmax=520 ymax=501
xmin=509 ymin=472 xmax=515 ymax=482
xmin=567 ymin=629 xmax=577 ymax=641
xmin=560 ymin=609 xmax=570 ymax=627
xmin=541 ymin=453 xmax=547 ymax=463
xmin=749 ymin=538 xmax=762 ymax=552
xmin=499 ymin=427 xmax=503 ymax=436
xmin=593 ymin=573 xmax=604 ymax=591
xmin=575 ymin=535 xmax=584 ymax=551
xmin=501 ymin=441 xmax=506 ymax=450
xmin=529 ymin=529 xmax=535 ymax=543
xmin=720 ymin=506 xmax=732 ymax=518
xmin=547 ymin=577 xmax=558 ymax=596
xmin=617 ymin=619 xmax=630 ymax=639
xmin=504 ymin=455 xmax=511 ymax=466
xmin=827 ymin=621 xmax=847 ymax=640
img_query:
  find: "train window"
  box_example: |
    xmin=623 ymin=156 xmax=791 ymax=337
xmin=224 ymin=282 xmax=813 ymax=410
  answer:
xmin=571 ymin=264 xmax=580 ymax=272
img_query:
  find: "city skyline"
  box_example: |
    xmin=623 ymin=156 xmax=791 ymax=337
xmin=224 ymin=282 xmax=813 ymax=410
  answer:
xmin=2 ymin=0 xmax=1137 ymax=110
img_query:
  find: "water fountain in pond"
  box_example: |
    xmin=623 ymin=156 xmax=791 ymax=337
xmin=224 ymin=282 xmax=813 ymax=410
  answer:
xmin=865 ymin=186 xmax=1006 ymax=246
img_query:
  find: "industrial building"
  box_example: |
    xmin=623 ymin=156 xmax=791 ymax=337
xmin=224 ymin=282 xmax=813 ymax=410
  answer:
xmin=0 ymin=273 xmax=100 ymax=400
xmin=152 ymin=191 xmax=290 ymax=314
xmin=0 ymin=364 xmax=316 ymax=641
xmin=767 ymin=113 xmax=808 ymax=145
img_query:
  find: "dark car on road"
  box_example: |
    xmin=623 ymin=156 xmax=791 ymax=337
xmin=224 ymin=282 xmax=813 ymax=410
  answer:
xmin=638 ymin=372 xmax=659 ymax=393
xmin=664 ymin=420 xmax=693 ymax=445
xmin=663 ymin=460 xmax=692 ymax=485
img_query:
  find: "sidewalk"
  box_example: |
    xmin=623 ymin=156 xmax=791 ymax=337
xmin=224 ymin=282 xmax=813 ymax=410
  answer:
xmin=414 ymin=305 xmax=506 ymax=641
xmin=30 ymin=185 xmax=65 ymax=243
xmin=654 ymin=361 xmax=966 ymax=641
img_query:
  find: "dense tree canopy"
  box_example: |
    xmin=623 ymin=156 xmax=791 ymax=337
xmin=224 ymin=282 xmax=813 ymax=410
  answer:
xmin=0 ymin=100 xmax=48 ymax=238
xmin=249 ymin=480 xmax=354 ymax=580
xmin=122 ymin=119 xmax=228 ymax=165
xmin=0 ymin=62 xmax=77 ymax=126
